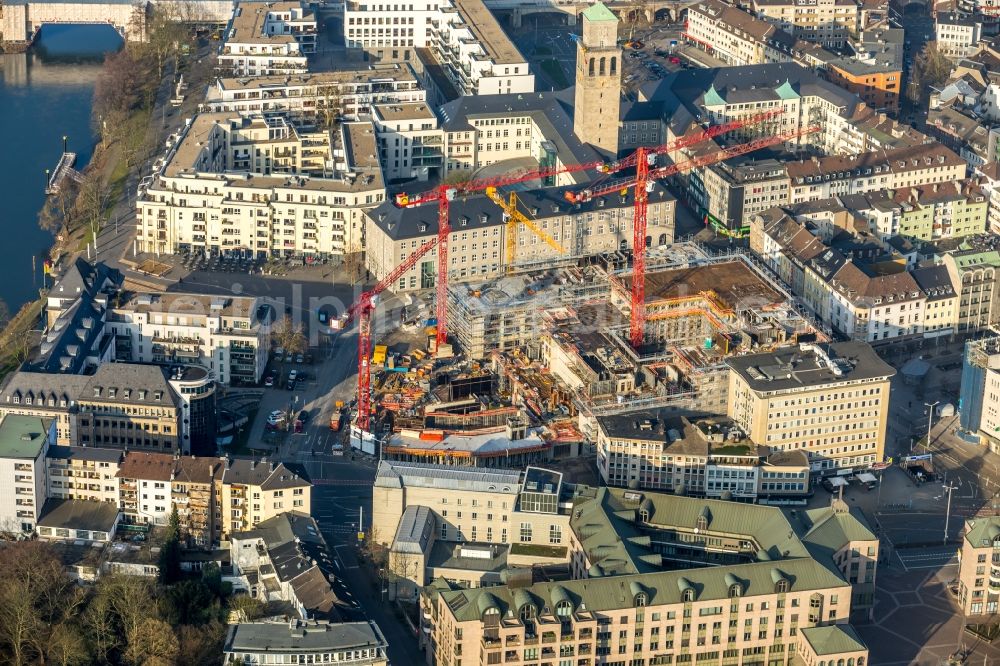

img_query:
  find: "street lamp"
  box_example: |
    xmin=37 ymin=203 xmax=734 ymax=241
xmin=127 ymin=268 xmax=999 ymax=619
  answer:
xmin=943 ymin=481 xmax=958 ymax=545
xmin=924 ymin=400 xmax=940 ymax=451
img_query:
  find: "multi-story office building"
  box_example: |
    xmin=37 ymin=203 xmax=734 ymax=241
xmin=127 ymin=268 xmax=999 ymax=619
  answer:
xmin=374 ymin=462 xmax=578 ymax=593
xmin=365 ymin=182 xmax=674 ymax=293
xmin=219 ymin=1 xmax=317 ymax=76
xmin=943 ymin=250 xmax=1000 ymax=332
xmin=109 ymin=291 xmax=267 ymax=386
xmin=597 ymin=412 xmax=810 ymax=501
xmin=372 ymin=102 xmax=443 ymax=182
xmin=137 ymin=113 xmax=385 ymax=259
xmin=827 ymin=59 xmax=903 ymax=115
xmin=640 ymin=61 xmax=925 ymax=160
xmin=958 ymin=516 xmax=1000 ymax=615
xmin=693 ymin=158 xmax=789 ymax=236
xmin=727 ymin=342 xmax=895 ymax=475
xmin=220 ymin=458 xmax=312 ymax=539
xmin=202 ymin=64 xmax=427 ymax=120
xmin=936 ymin=13 xmax=983 ymax=60
xmin=751 ymin=0 xmax=858 ymax=48
xmin=959 ymin=336 xmax=1000 ymax=453
xmin=46 ymin=446 xmax=122 ymax=504
xmin=76 ymin=364 xmax=184 ymax=453
xmin=427 ymin=487 xmax=876 ymax=666
xmin=0 ymin=416 xmax=53 ymax=534
xmin=0 ymin=371 xmax=90 ymax=444
xmin=344 ymin=0 xmax=534 ymax=98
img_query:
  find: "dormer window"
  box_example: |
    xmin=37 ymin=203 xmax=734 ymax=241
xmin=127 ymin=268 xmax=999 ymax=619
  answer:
xmin=729 ymin=584 xmax=742 ymax=598
xmin=634 ymin=593 xmax=647 ymax=607
xmin=682 ymin=588 xmax=695 ymax=603
xmin=775 ymin=579 xmax=789 ymax=594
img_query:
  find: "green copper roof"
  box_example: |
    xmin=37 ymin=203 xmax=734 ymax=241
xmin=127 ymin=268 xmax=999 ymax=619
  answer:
xmin=441 ymin=558 xmax=850 ymax=622
xmin=775 ymin=79 xmax=799 ymax=100
xmin=964 ymin=517 xmax=1000 ymax=548
xmin=0 ymin=416 xmax=50 ymax=459
xmin=582 ymin=1 xmax=617 ymax=23
xmin=800 ymin=625 xmax=867 ymax=656
xmin=954 ymin=250 xmax=1000 ymax=270
xmin=703 ymin=84 xmax=725 ymax=107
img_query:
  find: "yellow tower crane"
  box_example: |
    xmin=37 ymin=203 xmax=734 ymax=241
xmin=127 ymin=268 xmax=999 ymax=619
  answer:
xmin=484 ymin=186 xmax=566 ymax=271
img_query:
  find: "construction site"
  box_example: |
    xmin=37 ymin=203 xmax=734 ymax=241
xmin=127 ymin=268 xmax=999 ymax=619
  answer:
xmin=346 ymin=110 xmax=826 ymax=463
xmin=350 ymin=239 xmax=824 ymax=459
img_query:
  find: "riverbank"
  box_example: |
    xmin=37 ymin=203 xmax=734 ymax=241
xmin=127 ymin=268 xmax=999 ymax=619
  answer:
xmin=0 ymin=24 xmax=202 ymax=382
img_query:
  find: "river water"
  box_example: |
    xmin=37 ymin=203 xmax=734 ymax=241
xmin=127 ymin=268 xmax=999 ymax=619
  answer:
xmin=0 ymin=25 xmax=122 ymax=313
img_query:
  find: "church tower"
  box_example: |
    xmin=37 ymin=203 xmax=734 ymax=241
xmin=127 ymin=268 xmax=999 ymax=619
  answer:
xmin=573 ymin=2 xmax=621 ymax=156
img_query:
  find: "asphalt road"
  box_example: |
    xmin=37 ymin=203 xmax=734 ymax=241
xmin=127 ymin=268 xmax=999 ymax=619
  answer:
xmin=303 ymin=457 xmax=425 ymax=665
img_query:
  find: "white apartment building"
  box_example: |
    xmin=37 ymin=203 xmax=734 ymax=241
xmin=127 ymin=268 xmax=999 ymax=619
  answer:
xmin=372 ymin=102 xmax=442 ymax=181
xmin=786 ymin=143 xmax=968 ymax=205
xmin=751 ymin=0 xmax=858 ymax=48
xmin=201 ymin=64 xmax=427 ymax=120
xmin=46 ymin=446 xmax=122 ymax=504
xmin=0 ymin=416 xmax=53 ymax=534
xmin=686 ymin=0 xmax=801 ymax=67
xmin=220 ymin=1 xmax=317 ymax=76
xmin=727 ymin=342 xmax=895 ymax=474
xmin=936 ymin=13 xmax=983 ymax=60
xmin=596 ymin=413 xmax=811 ymax=500
xmin=108 ymin=292 xmax=268 ymax=385
xmin=344 ymin=0 xmax=534 ymax=97
xmin=137 ymin=113 xmax=385 ymax=259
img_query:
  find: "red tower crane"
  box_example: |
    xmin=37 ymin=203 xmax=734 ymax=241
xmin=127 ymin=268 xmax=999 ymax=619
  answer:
xmin=391 ymin=110 xmax=782 ymax=348
xmin=351 ymin=112 xmax=790 ymax=432
xmin=565 ymin=125 xmax=821 ymax=348
xmin=349 ymin=237 xmax=439 ymax=432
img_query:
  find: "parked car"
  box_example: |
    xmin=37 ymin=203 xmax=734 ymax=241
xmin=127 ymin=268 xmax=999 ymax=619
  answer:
xmin=264 ymin=375 xmax=275 ymax=387
xmin=669 ymin=56 xmax=681 ymax=64
xmin=295 ymin=353 xmax=304 ymax=363
xmin=305 ymin=353 xmax=314 ymax=364
xmin=293 ymin=419 xmax=304 ymax=433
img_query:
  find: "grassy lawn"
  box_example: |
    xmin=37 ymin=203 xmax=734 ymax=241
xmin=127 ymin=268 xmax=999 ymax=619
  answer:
xmin=539 ymin=59 xmax=569 ymax=89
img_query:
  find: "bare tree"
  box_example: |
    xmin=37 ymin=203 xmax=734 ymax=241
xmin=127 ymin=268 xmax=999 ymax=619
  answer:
xmin=125 ymin=618 xmax=179 ymax=666
xmin=83 ymin=589 xmax=121 ymax=664
xmin=76 ymin=171 xmax=113 ymax=246
xmin=271 ymin=315 xmax=308 ymax=356
xmin=47 ymin=623 xmax=90 ymax=666
xmin=908 ymin=42 xmax=953 ymax=104
xmin=317 ymin=84 xmax=344 ymax=129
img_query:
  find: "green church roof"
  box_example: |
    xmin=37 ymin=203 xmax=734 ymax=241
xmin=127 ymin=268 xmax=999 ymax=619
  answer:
xmin=775 ymin=79 xmax=799 ymax=100
xmin=703 ymin=84 xmax=725 ymax=107
xmin=582 ymin=1 xmax=617 ymax=23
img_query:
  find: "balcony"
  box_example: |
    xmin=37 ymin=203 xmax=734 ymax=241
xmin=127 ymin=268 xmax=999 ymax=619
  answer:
xmin=481 ymin=636 xmax=501 ymax=649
